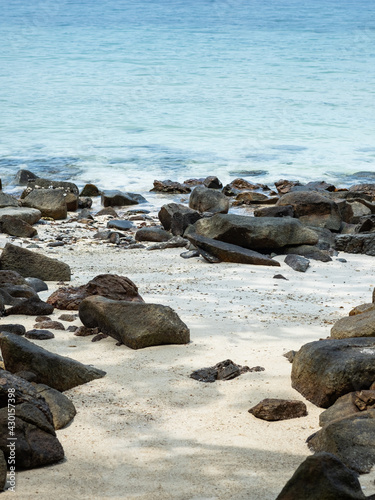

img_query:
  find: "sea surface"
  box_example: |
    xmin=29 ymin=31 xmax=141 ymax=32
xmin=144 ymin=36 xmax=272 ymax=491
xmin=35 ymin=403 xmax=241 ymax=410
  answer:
xmin=1 ymin=0 xmax=375 ymax=194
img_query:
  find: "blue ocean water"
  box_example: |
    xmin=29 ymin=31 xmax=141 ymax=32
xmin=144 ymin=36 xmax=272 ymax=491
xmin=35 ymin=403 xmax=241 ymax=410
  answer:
xmin=1 ymin=0 xmax=375 ymax=193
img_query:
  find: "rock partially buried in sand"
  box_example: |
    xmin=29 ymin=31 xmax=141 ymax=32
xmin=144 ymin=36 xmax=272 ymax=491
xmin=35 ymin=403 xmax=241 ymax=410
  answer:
xmin=34 ymin=383 xmax=76 ymax=430
xmin=284 ymin=254 xmax=310 ymax=272
xmin=0 ymin=243 xmax=71 ymax=281
xmin=0 ymin=332 xmax=106 ymax=392
xmin=190 ymin=359 xmax=252 ymax=382
xmin=248 ymin=399 xmax=307 ymax=421
xmin=79 ymin=296 xmax=190 ymax=349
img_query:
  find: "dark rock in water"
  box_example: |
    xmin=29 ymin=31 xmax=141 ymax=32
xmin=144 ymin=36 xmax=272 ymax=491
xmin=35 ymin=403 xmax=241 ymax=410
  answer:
xmin=158 ymin=203 xmax=202 ymax=236
xmin=283 ymin=244 xmax=332 ymax=262
xmin=14 ymin=169 xmax=38 ymax=185
xmin=0 ymin=215 xmax=37 ymax=238
xmin=107 ymin=219 xmax=134 ymax=230
xmin=234 ymin=191 xmax=277 ymax=205
xmin=189 ymin=185 xmax=229 ymax=214
xmin=190 ymin=359 xmax=251 ymax=382
xmin=223 ymin=178 xmax=268 ymax=196
xmin=284 ymin=254 xmax=310 ymax=272
xmin=0 ymin=324 xmax=26 ymax=336
xmin=180 ymin=249 xmax=200 ymax=259
xmin=229 ymin=170 xmax=268 ymax=177
xmin=34 ymin=321 xmax=65 ymax=331
xmin=203 ymin=176 xmax=222 ymax=189
xmin=80 ymin=183 xmax=101 ymax=197
xmin=274 ymin=179 xmax=303 ymax=194
xmin=101 ymin=190 xmax=146 ymax=207
xmin=5 ymin=296 xmax=54 ymax=316
xmin=34 ymin=383 xmax=76 ymax=430
xmin=25 ymin=277 xmax=48 ymax=292
xmin=0 ymin=331 xmax=106 ymax=391
xmin=25 ymin=329 xmax=55 ymax=340
xmin=187 ymin=233 xmax=281 ymax=266
xmin=274 ymin=274 xmax=288 ymax=280
xmin=135 ymin=227 xmax=173 ymax=242
xmin=190 ymin=214 xmax=318 ymax=252
xmin=47 ymin=274 xmax=144 ymax=310
xmin=335 ymin=233 xmax=375 ymax=256
xmin=151 ymin=179 xmax=191 ymax=194
xmin=79 ymin=296 xmax=190 ymax=349
xmin=291 ymin=337 xmax=375 ymax=408
xmin=275 ymin=452 xmax=367 ymax=500
xmin=0 ymin=242 xmax=71 ymax=281
xmin=308 ymin=411 xmax=375 ymax=474
xmin=96 ymin=207 xmax=118 ymax=217
xmin=147 ymin=236 xmax=188 ymax=250
xmin=0 ymin=207 xmax=41 ymax=225
xmin=21 ymin=188 xmax=67 ymax=220
xmin=254 ymin=205 xmax=295 ymax=218
xmin=249 ymin=399 xmax=307 ymax=421
xmin=0 ymin=192 xmax=19 ymax=208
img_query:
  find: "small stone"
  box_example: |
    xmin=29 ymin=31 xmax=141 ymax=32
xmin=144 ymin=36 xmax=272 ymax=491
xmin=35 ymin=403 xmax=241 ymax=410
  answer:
xmin=273 ymin=274 xmax=288 ymax=280
xmin=249 ymin=398 xmax=307 ymax=421
xmin=25 ymin=330 xmax=55 ymax=340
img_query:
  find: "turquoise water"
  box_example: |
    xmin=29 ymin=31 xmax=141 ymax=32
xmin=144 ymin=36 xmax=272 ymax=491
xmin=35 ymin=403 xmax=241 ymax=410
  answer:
xmin=1 ymin=0 xmax=375 ymax=192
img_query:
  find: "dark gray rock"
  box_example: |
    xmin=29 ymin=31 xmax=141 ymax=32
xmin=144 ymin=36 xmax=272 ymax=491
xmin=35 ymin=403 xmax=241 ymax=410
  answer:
xmin=335 ymin=233 xmax=375 ymax=256
xmin=274 ymin=179 xmax=303 ymax=194
xmin=248 ymin=399 xmax=307 ymax=421
xmin=0 ymin=331 xmax=106 ymax=392
xmin=190 ymin=359 xmax=250 ymax=382
xmin=276 ymin=452 xmax=367 ymax=500
xmin=34 ymin=383 xmax=76 ymax=430
xmin=189 ymin=185 xmax=229 ymax=214
xmin=23 ymin=178 xmax=79 ymax=195
xmin=96 ymin=207 xmax=118 ymax=217
xmin=80 ymin=183 xmax=101 ymax=197
xmin=0 ymin=207 xmax=41 ymax=225
xmin=284 ymin=245 xmax=332 ymax=262
xmin=187 ymin=233 xmax=281 ymax=266
xmin=254 ymin=205 xmax=295 ymax=218
xmin=101 ymin=190 xmax=146 ymax=206
xmin=135 ymin=227 xmax=173 ymax=242
xmin=158 ymin=203 xmax=202 ymax=236
xmin=14 ymin=169 xmax=38 ymax=185
xmin=0 ymin=324 xmax=26 ymax=336
xmin=25 ymin=329 xmax=55 ymax=340
xmin=21 ymin=189 xmax=67 ymax=220
xmin=0 ymin=243 xmax=71 ymax=281
xmin=25 ymin=277 xmax=48 ymax=292
xmin=150 ymin=179 xmax=191 ymax=194
xmin=107 ymin=219 xmax=134 ymax=230
xmin=4 ymin=296 xmax=54 ymax=316
xmin=318 ymin=391 xmax=375 ymax=428
xmin=203 ymin=176 xmax=222 ymax=189
xmin=223 ymin=178 xmax=267 ymax=196
xmin=0 ymin=450 xmax=5 ymax=492
xmin=0 ymin=192 xmax=18 ymax=208
xmin=284 ymin=254 xmax=310 ymax=272
xmin=291 ymin=337 xmax=375 ymax=408
xmin=79 ymin=296 xmax=190 ymax=349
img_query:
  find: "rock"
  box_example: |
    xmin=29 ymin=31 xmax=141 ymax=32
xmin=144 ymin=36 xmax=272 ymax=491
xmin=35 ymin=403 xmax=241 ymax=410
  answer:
xmin=349 ymin=304 xmax=375 ymax=316
xmin=58 ymin=313 xmax=77 ymax=322
xmin=189 ymin=185 xmax=229 ymax=214
xmin=180 ymin=250 xmax=200 ymax=259
xmin=23 ymin=178 xmax=79 ymax=195
xmin=187 ymin=233 xmax=281 ymax=266
xmin=291 ymin=337 xmax=375 ymax=408
xmin=223 ymin=178 xmax=267 ymax=196
xmin=290 ymin=181 xmax=337 ymax=193
xmin=190 ymin=214 xmax=318 ymax=252
xmin=276 ymin=192 xmax=342 ymax=231
xmin=254 ymin=205 xmax=295 ymax=218
xmin=79 ymin=296 xmax=190 ymax=349
xmin=346 ymin=201 xmax=372 ymax=224
xmin=234 ymin=192 xmax=275 ymax=205
xmin=96 ymin=207 xmax=118 ymax=217
xmin=331 ymin=310 xmax=375 ymax=339
xmin=335 ymin=233 xmax=375 ymax=256
xmin=283 ymin=244 xmax=332 ymax=262
xmin=47 ymin=274 xmax=143 ymax=310
xmin=318 ymin=391 xmax=375 ymax=428
xmin=284 ymin=254 xmax=310 ymax=272
xmin=135 ymin=227 xmax=173 ymax=242
xmin=0 ymin=192 xmax=18 ymax=208
xmin=0 ymin=243 xmax=71 ymax=281
xmin=0 ymin=331 xmax=106 ymax=391
xmin=308 ymin=411 xmax=375 ymax=474
xmin=101 ymin=190 xmax=146 ymax=206
xmin=203 ymin=176 xmax=222 ymax=189
xmin=0 ymin=283 xmax=37 ymax=300
xmin=349 ymin=183 xmax=375 ymax=200
xmin=65 ymin=192 xmax=79 ymax=211
xmin=74 ymin=326 xmax=100 ymax=337
xmin=248 ymin=399 xmax=307 ymax=421
xmin=0 ymin=215 xmax=37 ymax=237
xmin=0 ymin=207 xmax=41 ymax=225
xmin=80 ymin=183 xmax=101 ymax=197
xmin=0 ymin=270 xmax=27 ymax=286
xmin=78 ymin=197 xmax=93 ymax=210
xmin=150 ymin=180 xmax=191 ymax=194
xmin=283 ymin=350 xmax=296 ymax=362
xmin=25 ymin=277 xmax=48 ymax=292
xmin=107 ymin=220 xmax=134 ymax=231
xmin=0 ymin=450 xmax=5 ymax=491
xmin=158 ymin=203 xmax=202 ymax=236
xmin=34 ymin=383 xmax=76 ymax=430
xmin=5 ymin=296 xmax=54 ymax=316
xmin=190 ymin=359 xmax=251 ymax=382
xmin=34 ymin=321 xmax=65 ymax=330
xmin=21 ymin=189 xmax=68 ymax=219
xmin=0 ymin=324 xmax=26 ymax=336
xmin=14 ymin=169 xmax=38 ymax=185
xmin=276 ymin=452 xmax=367 ymax=500
xmin=25 ymin=330 xmax=55 ymax=340
xmin=147 ymin=236 xmax=188 ymax=250
xmin=274 ymin=179 xmax=303 ymax=194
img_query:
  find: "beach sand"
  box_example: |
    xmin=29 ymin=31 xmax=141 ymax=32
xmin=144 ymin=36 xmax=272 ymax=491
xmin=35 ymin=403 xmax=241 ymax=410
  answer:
xmin=1 ymin=219 xmax=375 ymax=499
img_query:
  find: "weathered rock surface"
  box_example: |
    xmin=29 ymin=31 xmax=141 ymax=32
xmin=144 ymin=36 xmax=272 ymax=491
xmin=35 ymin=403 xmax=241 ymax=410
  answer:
xmin=335 ymin=233 xmax=375 ymax=256
xmin=34 ymin=383 xmax=76 ymax=430
xmin=223 ymin=178 xmax=267 ymax=196
xmin=14 ymin=169 xmax=38 ymax=185
xmin=107 ymin=219 xmax=134 ymax=231
xmin=274 ymin=179 xmax=303 ymax=194
xmin=248 ymin=399 xmax=307 ymax=421
xmin=158 ymin=203 xmax=202 ymax=236
xmin=0 ymin=192 xmax=19 ymax=208
xmin=0 ymin=324 xmax=26 ymax=336
xmin=190 ymin=359 xmax=251 ymax=382
xmin=101 ymin=190 xmax=146 ymax=206
xmin=4 ymin=296 xmax=54 ymax=316
xmin=135 ymin=227 xmax=172 ymax=242
xmin=331 ymin=310 xmax=375 ymax=339
xmin=80 ymin=183 xmax=101 ymax=197
xmin=47 ymin=274 xmax=143 ymax=310
xmin=234 ymin=191 xmax=276 ymax=205
xmin=276 ymin=452 xmax=367 ymax=500
xmin=283 ymin=244 xmax=332 ymax=262
xmin=0 ymin=206 xmax=41 ymax=225
xmin=190 ymin=214 xmax=318 ymax=252
xmin=21 ymin=188 xmax=68 ymax=219
xmin=25 ymin=329 xmax=55 ymax=340
xmin=291 ymin=338 xmax=375 ymax=408
xmin=79 ymin=296 xmax=190 ymax=349
xmin=0 ymin=331 xmax=106 ymax=392
xmin=284 ymin=254 xmax=310 ymax=272
xmin=150 ymin=179 xmax=191 ymax=194
xmin=189 ymin=185 xmax=229 ymax=214
xmin=319 ymin=390 xmax=375 ymax=428
xmin=0 ymin=215 xmax=37 ymax=238
xmin=25 ymin=277 xmax=48 ymax=293
xmin=187 ymin=233 xmax=280 ymax=266
xmin=0 ymin=243 xmax=71 ymax=281
xmin=254 ymin=205 xmax=295 ymax=218
xmin=23 ymin=178 xmax=79 ymax=195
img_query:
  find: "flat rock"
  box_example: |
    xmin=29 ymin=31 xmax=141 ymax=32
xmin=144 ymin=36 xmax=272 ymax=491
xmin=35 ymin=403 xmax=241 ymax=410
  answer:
xmin=79 ymin=296 xmax=190 ymax=349
xmin=331 ymin=310 xmax=375 ymax=339
xmin=0 ymin=331 xmax=106 ymax=392
xmin=147 ymin=236 xmax=188 ymax=250
xmin=249 ymin=398 xmax=307 ymax=421
xmin=283 ymin=244 xmax=332 ymax=262
xmin=107 ymin=219 xmax=135 ymax=231
xmin=0 ymin=192 xmax=19 ymax=208
xmin=25 ymin=330 xmax=55 ymax=340
xmin=0 ymin=206 xmax=41 ymax=225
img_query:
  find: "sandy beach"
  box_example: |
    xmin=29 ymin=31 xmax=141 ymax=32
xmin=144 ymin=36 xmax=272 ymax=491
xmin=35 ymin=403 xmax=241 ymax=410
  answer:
xmin=1 ymin=212 xmax=375 ymax=500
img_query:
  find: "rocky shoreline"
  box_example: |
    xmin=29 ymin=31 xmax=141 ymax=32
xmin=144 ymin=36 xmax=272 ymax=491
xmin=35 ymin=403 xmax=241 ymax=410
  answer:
xmin=1 ymin=170 xmax=375 ymax=498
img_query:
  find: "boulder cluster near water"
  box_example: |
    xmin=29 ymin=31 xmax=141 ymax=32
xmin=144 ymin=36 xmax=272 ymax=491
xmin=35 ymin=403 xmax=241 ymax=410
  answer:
xmin=1 ymin=170 xmax=375 ymax=496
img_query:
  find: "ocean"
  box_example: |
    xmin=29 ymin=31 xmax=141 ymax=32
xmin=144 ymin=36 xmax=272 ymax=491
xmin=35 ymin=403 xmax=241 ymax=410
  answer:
xmin=1 ymin=0 xmax=375 ymax=195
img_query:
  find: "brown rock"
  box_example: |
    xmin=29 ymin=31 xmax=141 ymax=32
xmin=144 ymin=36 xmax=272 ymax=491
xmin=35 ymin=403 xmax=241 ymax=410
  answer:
xmin=331 ymin=309 xmax=375 ymax=339
xmin=248 ymin=398 xmax=307 ymax=421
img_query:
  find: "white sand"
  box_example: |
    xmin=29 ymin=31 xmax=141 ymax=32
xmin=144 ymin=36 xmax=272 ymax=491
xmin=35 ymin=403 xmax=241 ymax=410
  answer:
xmin=1 ymin=217 xmax=375 ymax=499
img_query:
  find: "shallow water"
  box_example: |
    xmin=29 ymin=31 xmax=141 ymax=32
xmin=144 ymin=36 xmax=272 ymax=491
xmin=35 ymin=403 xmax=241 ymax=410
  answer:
xmin=1 ymin=0 xmax=375 ymax=192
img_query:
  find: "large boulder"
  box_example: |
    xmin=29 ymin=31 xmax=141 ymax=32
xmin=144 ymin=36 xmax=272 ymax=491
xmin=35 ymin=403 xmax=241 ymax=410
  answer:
xmin=291 ymin=338 xmax=375 ymax=408
xmin=0 ymin=207 xmax=41 ymax=225
xmin=0 ymin=192 xmax=18 ymax=208
xmin=335 ymin=234 xmax=375 ymax=256
xmin=276 ymin=192 xmax=342 ymax=231
xmin=189 ymin=185 xmax=229 ymax=214
xmin=0 ymin=215 xmax=37 ymax=238
xmin=190 ymin=214 xmax=318 ymax=252
xmin=0 ymin=331 xmax=106 ymax=392
xmin=187 ymin=233 xmax=280 ymax=266
xmin=0 ymin=243 xmax=71 ymax=281
xmin=79 ymin=296 xmax=190 ymax=349
xmin=46 ymin=274 xmax=143 ymax=310
xmin=331 ymin=310 xmax=375 ymax=339
xmin=158 ymin=203 xmax=202 ymax=236
xmin=276 ymin=452 xmax=366 ymax=500
xmin=21 ymin=189 xmax=67 ymax=219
